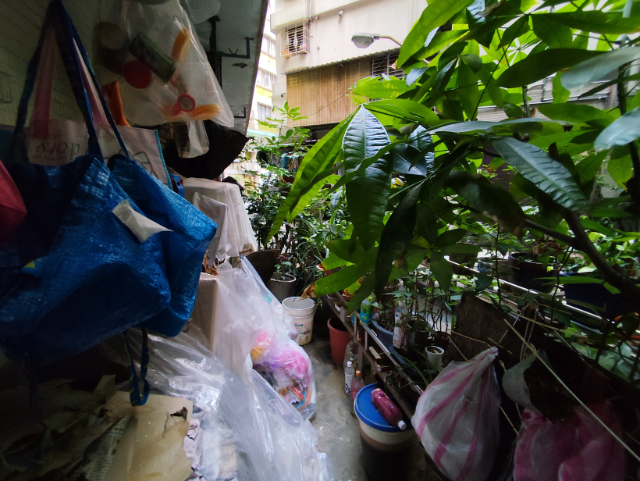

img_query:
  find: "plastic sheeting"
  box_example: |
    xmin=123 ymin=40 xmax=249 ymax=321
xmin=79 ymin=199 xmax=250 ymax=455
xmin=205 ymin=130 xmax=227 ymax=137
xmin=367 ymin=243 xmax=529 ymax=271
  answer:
xmin=183 ymin=178 xmax=258 ymax=255
xmin=191 ymin=192 xmax=237 ymax=260
xmin=187 ymin=259 xmax=316 ymax=419
xmin=129 ymin=330 xmax=333 ymax=481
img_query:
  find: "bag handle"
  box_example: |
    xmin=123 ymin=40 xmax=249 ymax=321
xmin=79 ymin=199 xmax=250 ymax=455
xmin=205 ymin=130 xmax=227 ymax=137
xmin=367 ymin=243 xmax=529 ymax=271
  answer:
xmin=125 ymin=328 xmax=150 ymax=407
xmin=11 ymin=0 xmax=129 ymax=162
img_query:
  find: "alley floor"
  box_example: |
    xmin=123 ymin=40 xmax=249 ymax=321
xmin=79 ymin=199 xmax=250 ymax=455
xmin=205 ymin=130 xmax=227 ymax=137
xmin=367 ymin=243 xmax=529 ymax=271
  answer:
xmin=303 ymin=325 xmax=427 ymax=481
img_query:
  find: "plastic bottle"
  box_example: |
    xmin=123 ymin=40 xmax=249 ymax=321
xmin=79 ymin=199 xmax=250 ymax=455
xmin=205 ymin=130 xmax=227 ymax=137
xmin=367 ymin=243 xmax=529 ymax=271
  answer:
xmin=360 ymin=294 xmax=374 ymax=325
xmin=393 ymin=300 xmax=407 ymax=349
xmin=350 ymin=370 xmax=365 ymax=401
xmin=344 ymin=361 xmax=354 ymax=395
xmin=343 ymin=340 xmax=359 ymax=370
xmin=371 ymin=388 xmax=407 ymax=430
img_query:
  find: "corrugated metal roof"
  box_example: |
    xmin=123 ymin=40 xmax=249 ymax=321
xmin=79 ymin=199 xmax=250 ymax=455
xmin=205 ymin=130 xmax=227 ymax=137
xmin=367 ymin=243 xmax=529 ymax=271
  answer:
xmin=283 ymin=48 xmax=398 ymax=74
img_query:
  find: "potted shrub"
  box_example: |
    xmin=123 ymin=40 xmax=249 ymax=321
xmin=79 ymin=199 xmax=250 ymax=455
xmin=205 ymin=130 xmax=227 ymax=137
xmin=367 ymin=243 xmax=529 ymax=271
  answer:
xmin=267 ymin=261 xmax=297 ymax=302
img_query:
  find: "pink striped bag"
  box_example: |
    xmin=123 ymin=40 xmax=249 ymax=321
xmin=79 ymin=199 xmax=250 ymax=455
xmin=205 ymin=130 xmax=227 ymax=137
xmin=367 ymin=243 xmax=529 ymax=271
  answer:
xmin=411 ymin=347 xmax=501 ymax=481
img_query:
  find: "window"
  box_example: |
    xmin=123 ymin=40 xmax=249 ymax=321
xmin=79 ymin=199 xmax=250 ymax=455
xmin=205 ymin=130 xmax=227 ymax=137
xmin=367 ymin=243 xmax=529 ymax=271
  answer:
xmin=256 ymin=104 xmax=271 ymax=121
xmin=281 ymin=23 xmax=309 ymax=57
xmin=262 ymin=37 xmax=277 ymax=57
xmin=256 ymin=69 xmax=276 ymax=89
xmin=371 ymin=52 xmax=404 ymax=79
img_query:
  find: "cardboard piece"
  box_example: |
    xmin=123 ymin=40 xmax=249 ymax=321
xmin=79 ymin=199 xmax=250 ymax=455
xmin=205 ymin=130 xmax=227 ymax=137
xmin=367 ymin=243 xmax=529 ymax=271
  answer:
xmin=103 ymin=392 xmax=193 ymax=481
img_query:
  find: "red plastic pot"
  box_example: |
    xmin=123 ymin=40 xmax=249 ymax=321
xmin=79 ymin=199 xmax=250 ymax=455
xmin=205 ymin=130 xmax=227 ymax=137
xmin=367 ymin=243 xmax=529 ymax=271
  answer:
xmin=328 ymin=317 xmax=351 ymax=364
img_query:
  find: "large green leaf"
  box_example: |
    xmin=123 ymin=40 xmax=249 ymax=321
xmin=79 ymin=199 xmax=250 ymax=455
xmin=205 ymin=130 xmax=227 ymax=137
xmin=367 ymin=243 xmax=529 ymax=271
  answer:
xmin=321 ymin=253 xmax=350 ymax=271
xmin=532 ymin=14 xmax=572 ymax=48
xmin=539 ymin=11 xmax=640 ymax=34
xmin=392 ymin=126 xmax=434 ymax=176
xmin=477 ymin=63 xmax=505 ymax=107
xmin=497 ymin=49 xmax=604 ymax=87
xmin=429 ymin=59 xmax=459 ymax=104
xmin=562 ymin=47 xmax=640 ymax=90
xmin=446 ymin=171 xmax=526 ymax=235
xmin=458 ymin=58 xmax=480 ymax=119
xmin=351 ymin=76 xmax=413 ymax=99
xmin=366 ymin=99 xmax=442 ymax=126
xmin=431 ymin=117 xmax=566 ymax=134
xmin=576 ymin=152 xmax=606 ymax=185
xmin=465 ymin=15 xmax=517 ymax=47
xmin=315 ymin=263 xmax=371 ymax=296
xmin=416 ymin=203 xmax=440 ymax=244
xmin=430 ymin=251 xmax=453 ymax=292
xmin=346 ymin=274 xmax=375 ymax=312
xmin=552 ymin=72 xmax=571 ymax=103
xmin=492 ymin=136 xmax=588 ymax=210
xmin=375 ymin=183 xmax=422 ymax=296
xmin=499 ymin=15 xmax=530 ymax=48
xmin=537 ymin=103 xmax=615 ymax=125
xmin=412 ymin=30 xmax=467 ymax=62
xmin=343 ymin=107 xmax=390 ymax=171
xmin=595 ymin=108 xmax=640 ymax=151
xmin=267 ymin=117 xmax=351 ymax=241
xmin=346 ymin=155 xmax=394 ymax=251
xmin=608 ymin=155 xmax=633 ymax=188
xmin=398 ymin=0 xmax=476 ymax=67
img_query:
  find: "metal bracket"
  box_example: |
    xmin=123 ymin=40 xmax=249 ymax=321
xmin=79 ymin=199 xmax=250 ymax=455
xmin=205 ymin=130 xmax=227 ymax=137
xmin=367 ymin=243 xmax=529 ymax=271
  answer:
xmin=233 ymin=107 xmax=247 ymax=119
xmin=219 ymin=38 xmax=254 ymax=59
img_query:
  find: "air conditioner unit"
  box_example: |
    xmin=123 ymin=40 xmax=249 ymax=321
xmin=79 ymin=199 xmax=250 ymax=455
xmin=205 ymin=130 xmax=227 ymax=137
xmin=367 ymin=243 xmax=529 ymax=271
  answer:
xmin=281 ymin=23 xmax=309 ymax=57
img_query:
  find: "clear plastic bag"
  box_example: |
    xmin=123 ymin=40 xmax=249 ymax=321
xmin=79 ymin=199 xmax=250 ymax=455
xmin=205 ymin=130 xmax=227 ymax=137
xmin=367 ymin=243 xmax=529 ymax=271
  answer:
xmin=172 ymin=121 xmax=210 ymax=158
xmin=186 ymin=259 xmax=315 ymax=418
xmin=97 ymin=0 xmax=233 ymax=127
xmin=514 ymin=404 xmax=624 ymax=481
xmin=129 ymin=330 xmax=333 ymax=481
xmin=411 ymin=347 xmax=501 ymax=481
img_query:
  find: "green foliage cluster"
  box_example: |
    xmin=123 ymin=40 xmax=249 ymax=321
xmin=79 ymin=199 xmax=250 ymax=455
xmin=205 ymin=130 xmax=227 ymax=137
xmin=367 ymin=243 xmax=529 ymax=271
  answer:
xmin=268 ymin=0 xmax=640 ymax=316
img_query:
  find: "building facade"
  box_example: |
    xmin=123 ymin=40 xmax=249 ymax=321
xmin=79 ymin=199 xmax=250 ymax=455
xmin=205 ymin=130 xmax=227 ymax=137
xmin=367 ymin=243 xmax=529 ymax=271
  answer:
xmin=225 ymin=3 xmax=279 ymax=183
xmin=269 ymin=0 xmax=424 ymax=132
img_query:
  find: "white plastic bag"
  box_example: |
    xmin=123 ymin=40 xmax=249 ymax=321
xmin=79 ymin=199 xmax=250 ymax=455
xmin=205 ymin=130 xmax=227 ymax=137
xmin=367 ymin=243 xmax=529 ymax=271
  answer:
xmin=411 ymin=347 xmax=501 ymax=481
xmin=128 ymin=330 xmax=333 ymax=481
xmin=97 ymin=0 xmax=234 ymax=127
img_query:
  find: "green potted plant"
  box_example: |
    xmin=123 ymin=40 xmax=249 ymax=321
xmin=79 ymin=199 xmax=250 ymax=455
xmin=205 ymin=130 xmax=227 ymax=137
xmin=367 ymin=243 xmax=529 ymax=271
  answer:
xmin=268 ymin=260 xmax=297 ymax=302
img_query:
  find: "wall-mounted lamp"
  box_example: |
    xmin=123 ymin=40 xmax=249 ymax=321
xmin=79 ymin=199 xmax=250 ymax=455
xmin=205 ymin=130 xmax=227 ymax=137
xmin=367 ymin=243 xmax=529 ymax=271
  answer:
xmin=351 ymin=33 xmax=401 ymax=49
xmin=351 ymin=33 xmax=428 ymax=64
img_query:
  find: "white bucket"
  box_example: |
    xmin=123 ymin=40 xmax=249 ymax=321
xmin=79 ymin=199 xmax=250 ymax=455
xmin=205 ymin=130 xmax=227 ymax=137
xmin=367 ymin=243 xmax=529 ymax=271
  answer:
xmin=283 ymin=297 xmax=315 ymax=345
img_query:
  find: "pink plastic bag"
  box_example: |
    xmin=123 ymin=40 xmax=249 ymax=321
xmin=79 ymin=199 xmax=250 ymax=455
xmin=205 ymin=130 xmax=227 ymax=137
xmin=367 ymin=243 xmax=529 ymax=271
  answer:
xmin=514 ymin=403 xmax=624 ymax=481
xmin=411 ymin=347 xmax=501 ymax=481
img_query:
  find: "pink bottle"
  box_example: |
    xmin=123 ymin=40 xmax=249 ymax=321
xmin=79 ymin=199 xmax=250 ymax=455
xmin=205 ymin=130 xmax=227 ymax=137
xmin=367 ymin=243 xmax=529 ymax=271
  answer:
xmin=350 ymin=370 xmax=365 ymax=401
xmin=371 ymin=388 xmax=407 ymax=430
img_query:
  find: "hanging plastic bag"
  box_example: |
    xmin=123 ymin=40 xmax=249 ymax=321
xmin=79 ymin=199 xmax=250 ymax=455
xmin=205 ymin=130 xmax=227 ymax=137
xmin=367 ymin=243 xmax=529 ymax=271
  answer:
xmin=27 ymin=28 xmax=171 ymax=187
xmin=96 ymin=0 xmax=234 ymax=127
xmin=411 ymin=347 xmax=501 ymax=481
xmin=0 ymin=0 xmax=174 ymax=364
xmin=0 ymin=160 xmax=27 ymax=242
xmin=125 ymin=329 xmax=333 ymax=481
xmin=514 ymin=403 xmax=624 ymax=481
xmin=172 ymin=120 xmax=210 ymax=158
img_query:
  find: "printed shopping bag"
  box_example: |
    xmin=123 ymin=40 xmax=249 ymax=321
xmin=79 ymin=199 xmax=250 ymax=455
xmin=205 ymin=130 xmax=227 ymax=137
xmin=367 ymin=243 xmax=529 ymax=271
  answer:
xmin=411 ymin=347 xmax=501 ymax=481
xmin=26 ymin=27 xmax=170 ymax=186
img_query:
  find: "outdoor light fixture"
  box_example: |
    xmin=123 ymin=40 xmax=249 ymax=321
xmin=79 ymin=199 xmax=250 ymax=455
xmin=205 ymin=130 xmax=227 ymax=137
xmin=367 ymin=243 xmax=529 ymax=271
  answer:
xmin=351 ymin=33 xmax=402 ymax=49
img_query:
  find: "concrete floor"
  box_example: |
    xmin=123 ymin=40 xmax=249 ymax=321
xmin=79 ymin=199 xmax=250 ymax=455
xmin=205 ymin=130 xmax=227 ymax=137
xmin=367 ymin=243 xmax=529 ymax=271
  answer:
xmin=303 ymin=332 xmax=427 ymax=481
